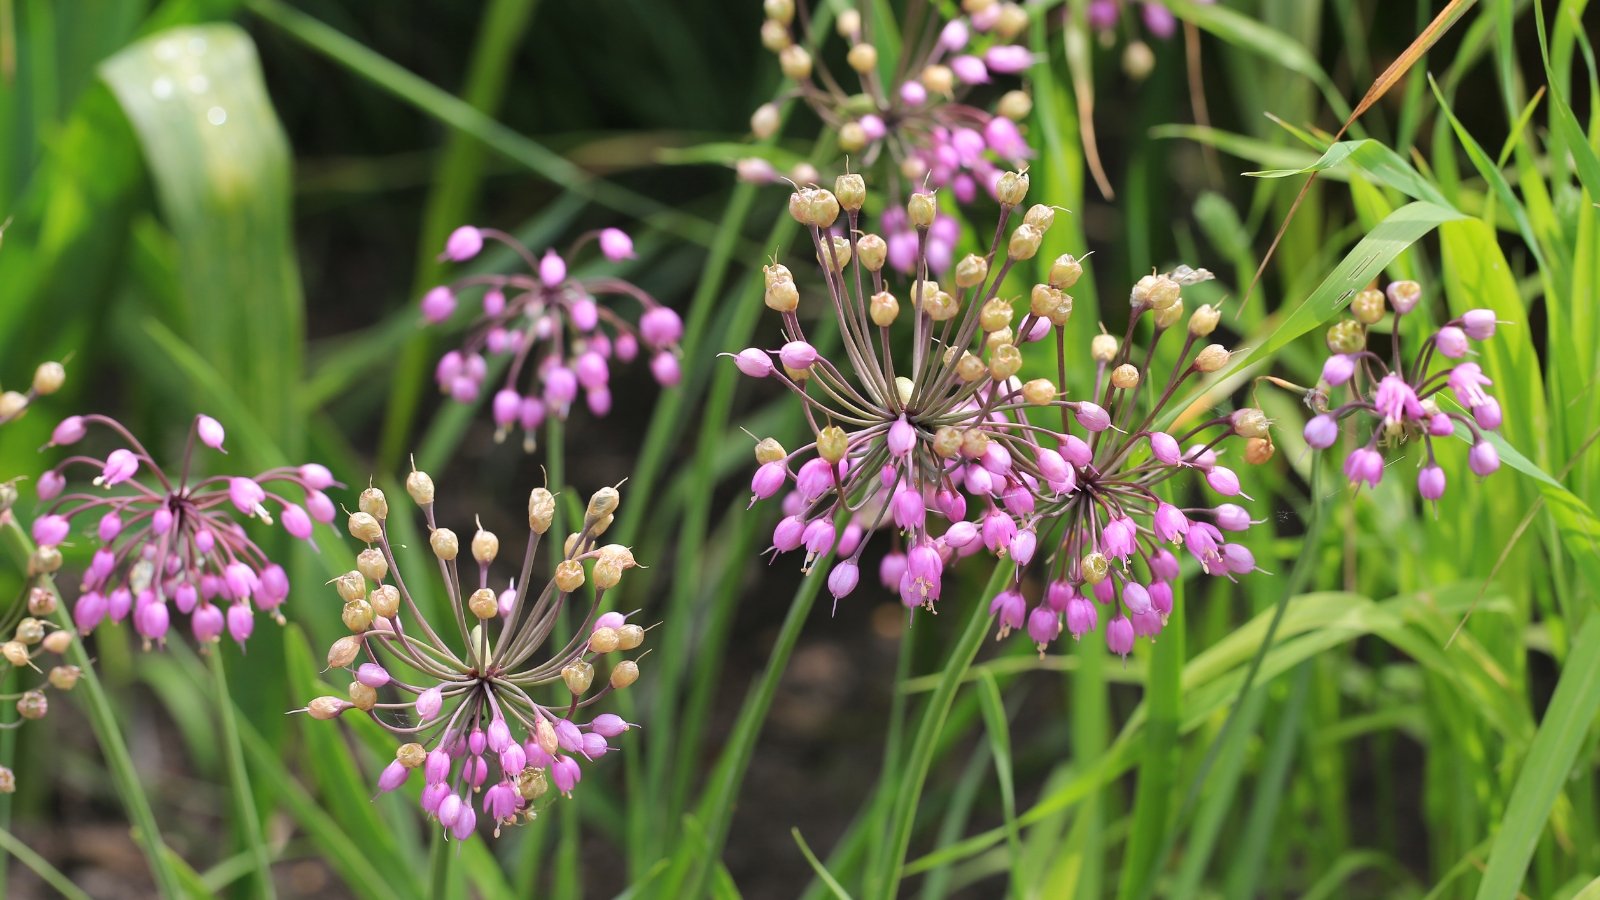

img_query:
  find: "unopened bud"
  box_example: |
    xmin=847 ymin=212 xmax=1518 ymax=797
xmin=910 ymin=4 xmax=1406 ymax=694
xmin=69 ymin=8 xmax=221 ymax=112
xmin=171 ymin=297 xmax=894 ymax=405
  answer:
xmin=754 ymin=437 xmax=786 ymax=465
xmin=1049 ymin=254 xmax=1083 ymax=289
xmin=327 ymin=635 xmax=362 ymax=668
xmin=397 ymin=743 xmax=427 ymax=768
xmin=0 ymin=392 xmax=25 ymax=420
xmin=995 ymin=171 xmax=1029 ymax=207
xmin=334 ymin=571 xmax=366 ymax=602
xmin=562 ymin=661 xmax=595 ymax=695
xmin=554 ymin=560 xmax=585 ymax=593
xmin=956 ymin=352 xmax=987 ymax=383
xmin=779 ymin=44 xmax=812 ymax=80
xmin=1123 ymin=40 xmax=1154 ymax=79
xmin=349 ymin=681 xmax=377 ymax=711
xmin=955 ymin=254 xmax=989 ymax=288
xmin=528 ymin=488 xmax=556 ymax=533
xmin=472 ymin=528 xmax=500 ymax=564
xmin=32 ymin=362 xmax=65 ymax=396
xmin=468 ymin=588 xmax=498 ymax=619
xmin=1232 ymin=408 xmax=1270 ymax=439
xmin=591 ymin=627 xmax=621 ymax=654
xmin=997 ymin=89 xmax=1032 ymax=120
xmin=1386 ymin=280 xmax=1422 ymax=314
xmin=429 ymin=528 xmax=459 ymax=560
xmin=306 ymin=696 xmax=349 ymax=720
xmin=1189 ymin=303 xmax=1220 ymax=336
xmin=48 ymin=665 xmax=79 ymax=691
xmin=406 ymin=469 xmax=435 ymax=505
xmin=817 ymin=234 xmax=852 ymax=271
xmin=27 ymin=587 xmax=55 ymax=617
xmin=348 ymin=512 xmax=382 ymax=543
xmin=1325 ymin=320 xmax=1366 ymax=354
xmin=42 ymin=630 xmax=71 ymax=655
xmin=1110 ymin=364 xmax=1140 ymax=390
xmin=359 ymin=487 xmax=388 ymax=520
xmin=1090 ymin=334 xmax=1119 ymax=362
xmin=870 ymin=291 xmax=899 ymax=326
xmin=1008 ymin=224 xmax=1042 ymax=260
xmin=370 ymin=584 xmax=400 ymax=619
xmin=1022 ymin=379 xmax=1056 ymax=405
xmin=847 ymin=42 xmax=877 ymax=73
xmin=610 ymin=659 xmax=640 ymax=690
xmin=1081 ymin=552 xmax=1109 ymax=584
xmin=342 ymin=599 xmax=375 ymax=633
xmin=1194 ymin=343 xmax=1231 ymax=373
xmin=835 ymin=174 xmax=866 ymax=211
xmin=979 ymin=298 xmax=1014 ymax=332
xmin=751 ymin=102 xmax=781 ymax=139
xmin=28 ymin=547 xmax=61 ymax=576
xmin=1351 ymin=288 xmax=1385 ymax=324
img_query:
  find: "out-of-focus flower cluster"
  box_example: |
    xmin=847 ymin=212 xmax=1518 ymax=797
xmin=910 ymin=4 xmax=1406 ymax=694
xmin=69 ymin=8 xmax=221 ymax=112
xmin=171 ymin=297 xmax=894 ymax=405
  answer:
xmin=733 ymin=171 xmax=1268 ymax=658
xmin=1301 ymin=280 xmax=1504 ymax=500
xmin=421 ymin=225 xmax=683 ymax=451
xmin=31 ymin=414 xmax=336 ymax=647
xmin=299 ymin=471 xmax=645 ymax=840
xmin=742 ymin=0 xmax=1035 ymax=201
xmin=1087 ymin=0 xmax=1215 ymax=80
xmin=0 ymin=361 xmax=67 ymax=429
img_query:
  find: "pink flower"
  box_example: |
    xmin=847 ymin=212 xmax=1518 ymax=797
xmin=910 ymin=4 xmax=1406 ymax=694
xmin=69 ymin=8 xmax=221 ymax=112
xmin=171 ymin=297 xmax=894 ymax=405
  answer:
xmin=598 ymin=228 xmax=634 ymax=261
xmin=443 ymin=226 xmax=483 ymax=262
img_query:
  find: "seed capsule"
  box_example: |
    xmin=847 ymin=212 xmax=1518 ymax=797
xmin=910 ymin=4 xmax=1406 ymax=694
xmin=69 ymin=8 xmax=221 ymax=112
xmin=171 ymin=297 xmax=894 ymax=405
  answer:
xmin=1194 ymin=344 xmax=1231 ymax=373
xmin=1022 ymin=379 xmax=1056 ymax=405
xmin=2 ymin=642 xmax=29 ymax=667
xmin=961 ymin=429 xmax=990 ymax=460
xmin=29 ymin=547 xmax=61 ymax=576
xmin=472 ymin=528 xmax=500 ymax=564
xmin=920 ymin=64 xmax=954 ymax=95
xmin=370 ymin=584 xmax=401 ymax=619
xmin=357 ymin=548 xmax=388 ymax=582
xmin=349 ymin=681 xmax=377 ymax=711
xmin=857 ymin=234 xmax=887 ymax=272
xmin=979 ymin=298 xmax=1014 ymax=333
xmin=1231 ymin=408 xmax=1270 ymax=439
xmin=869 ymin=291 xmax=899 ymax=326
xmin=908 ymin=192 xmax=938 ymax=229
xmin=1325 ymin=319 xmax=1366 ymax=354
xmin=590 ymin=627 xmax=621 ymax=654
xmin=996 ymin=171 xmax=1029 ymax=207
xmin=468 ymin=588 xmax=499 ymax=620
xmin=610 ymin=660 xmax=640 ymax=690
xmin=342 ymin=599 xmax=375 ymax=633
xmin=956 ymin=352 xmax=987 ymax=383
xmin=307 ymin=696 xmax=349 ymax=720
xmin=779 ymin=45 xmax=812 ymax=80
xmin=1351 ymin=288 xmax=1385 ymax=324
xmin=405 ymin=469 xmax=435 ymax=505
xmin=1245 ymin=437 xmax=1276 ymax=465
xmin=17 ymin=691 xmax=47 ymax=720
xmin=754 ymin=437 xmax=786 ymax=465
xmin=998 ymin=89 xmax=1032 ymax=120
xmin=989 ymin=344 xmax=1023 ymax=381
xmin=955 ymin=254 xmax=989 ymax=288
xmin=1081 ymin=552 xmax=1109 ymax=584
xmin=1008 ymin=224 xmax=1042 ymax=260
xmin=1049 ymin=254 xmax=1083 ymax=289
xmin=750 ymin=102 xmax=781 ymax=139
xmin=562 ymin=661 xmax=595 ymax=695
xmin=48 ymin=665 xmax=79 ymax=691
xmin=847 ymin=43 xmax=877 ymax=73
xmin=528 ymin=488 xmax=556 ymax=533
xmin=328 ymin=635 xmax=363 ymax=668
xmin=554 ymin=560 xmax=585 ymax=593
xmin=33 ymin=362 xmax=66 ymax=395
xmin=586 ymin=487 xmax=620 ymax=524
xmin=42 ymin=630 xmax=71 ymax=655
xmin=617 ymin=624 xmax=646 ymax=650
xmin=1090 ymin=334 xmax=1119 ymax=362
xmin=397 ymin=742 xmax=427 ymax=768
xmin=817 ymin=426 xmax=848 ymax=464
xmin=1188 ymin=303 xmax=1220 ymax=336
xmin=593 ymin=558 xmax=623 ymax=589
xmin=334 ymin=571 xmax=366 ymax=602
xmin=1111 ymin=365 xmax=1140 ymax=390
xmin=429 ymin=528 xmax=459 ymax=560
xmin=1155 ymin=298 xmax=1186 ymax=330
xmin=359 ymin=487 xmax=388 ymax=520
xmin=816 ymin=234 xmax=852 ymax=272
xmin=348 ymin=512 xmax=382 ymax=544
xmin=15 ymin=619 xmax=43 ymax=645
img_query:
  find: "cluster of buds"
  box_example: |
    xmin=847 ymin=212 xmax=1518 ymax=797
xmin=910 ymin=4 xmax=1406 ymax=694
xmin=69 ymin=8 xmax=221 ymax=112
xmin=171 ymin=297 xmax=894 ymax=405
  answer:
xmin=734 ymin=173 xmax=1268 ymax=658
xmin=743 ymin=0 xmax=1034 ymax=202
xmin=0 ymin=578 xmax=80 ymax=783
xmin=421 ymin=225 xmax=684 ymax=451
xmin=0 ymin=361 xmax=67 ymax=428
xmin=1087 ymin=0 xmax=1215 ymax=80
xmin=31 ymin=414 xmax=337 ymax=647
xmin=1301 ymin=281 xmax=1503 ymax=501
xmin=298 ymin=471 xmax=646 ymax=839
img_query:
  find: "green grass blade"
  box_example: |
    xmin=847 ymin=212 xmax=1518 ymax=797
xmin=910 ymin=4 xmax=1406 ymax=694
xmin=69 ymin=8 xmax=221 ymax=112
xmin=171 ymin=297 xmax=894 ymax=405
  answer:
xmin=974 ymin=670 xmax=1022 ymax=893
xmin=0 ymin=824 xmax=92 ymax=900
xmin=794 ymin=827 xmax=854 ymax=899
xmin=210 ymin=648 xmax=277 ymax=900
xmin=1475 ymin=613 xmax=1600 ymax=898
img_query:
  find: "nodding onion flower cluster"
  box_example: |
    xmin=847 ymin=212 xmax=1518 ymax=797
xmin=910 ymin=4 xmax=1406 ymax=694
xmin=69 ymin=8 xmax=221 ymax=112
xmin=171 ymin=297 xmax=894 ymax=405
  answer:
xmin=297 ymin=473 xmax=645 ymax=840
xmin=0 ymin=485 xmax=81 ymax=795
xmin=743 ymin=0 xmax=1034 ymax=203
xmin=0 ymin=360 xmax=67 ymax=428
xmin=731 ymin=171 xmax=1268 ymax=657
xmin=1087 ymin=0 xmax=1215 ymax=80
xmin=421 ymin=225 xmax=684 ymax=452
xmin=30 ymin=414 xmax=337 ymax=647
xmin=1301 ymin=281 xmax=1504 ymax=501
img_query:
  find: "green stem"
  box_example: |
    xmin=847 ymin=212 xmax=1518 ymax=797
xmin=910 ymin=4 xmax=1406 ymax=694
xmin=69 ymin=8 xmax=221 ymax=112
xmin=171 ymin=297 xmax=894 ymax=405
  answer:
xmin=210 ymin=649 xmax=276 ymax=900
xmin=428 ymin=831 xmax=454 ymax=900
xmin=0 ymin=824 xmax=92 ymax=900
xmin=869 ymin=565 xmax=1010 ymax=899
xmin=0 ymin=520 xmax=182 ymax=896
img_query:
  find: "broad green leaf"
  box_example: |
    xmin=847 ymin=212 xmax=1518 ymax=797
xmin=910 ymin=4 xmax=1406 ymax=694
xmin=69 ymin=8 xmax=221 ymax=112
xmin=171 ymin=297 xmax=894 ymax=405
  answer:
xmin=101 ymin=24 xmax=306 ymax=453
xmin=1247 ymin=139 xmax=1454 ymax=207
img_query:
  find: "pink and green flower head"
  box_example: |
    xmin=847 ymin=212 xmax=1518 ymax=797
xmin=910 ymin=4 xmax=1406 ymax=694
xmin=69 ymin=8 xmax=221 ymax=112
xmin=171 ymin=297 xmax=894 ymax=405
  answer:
xmin=420 ymin=225 xmax=683 ymax=452
xmin=33 ymin=414 xmax=336 ymax=648
xmin=296 ymin=472 xmax=645 ymax=839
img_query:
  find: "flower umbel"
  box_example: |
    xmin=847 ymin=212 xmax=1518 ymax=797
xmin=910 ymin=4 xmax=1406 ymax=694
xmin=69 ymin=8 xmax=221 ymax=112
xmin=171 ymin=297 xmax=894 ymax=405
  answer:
xmin=1300 ymin=281 xmax=1505 ymax=502
xmin=33 ymin=414 xmax=336 ymax=647
xmin=421 ymin=225 xmax=684 ymax=451
xmin=296 ymin=471 xmax=646 ymax=839
xmin=747 ymin=0 xmax=1033 ymax=198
